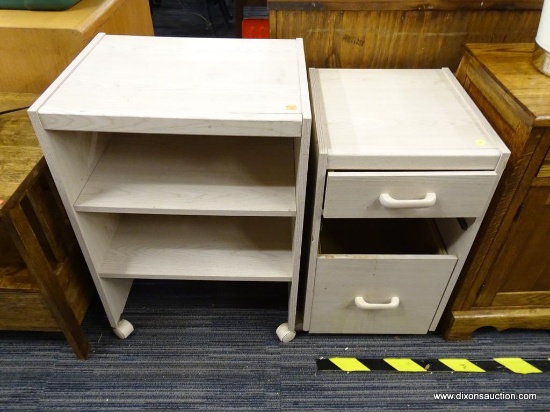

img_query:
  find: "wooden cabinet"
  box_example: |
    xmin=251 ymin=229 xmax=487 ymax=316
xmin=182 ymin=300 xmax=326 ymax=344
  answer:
xmin=0 ymin=92 xmax=93 ymax=359
xmin=28 ymin=34 xmax=311 ymax=342
xmin=440 ymin=44 xmax=550 ymax=339
xmin=268 ymin=0 xmax=542 ymax=71
xmin=0 ymin=0 xmax=153 ymax=93
xmin=303 ymin=68 xmax=510 ymax=335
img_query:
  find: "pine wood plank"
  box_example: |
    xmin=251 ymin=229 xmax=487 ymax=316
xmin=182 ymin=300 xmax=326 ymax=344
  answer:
xmin=99 ymin=215 xmax=293 ymax=282
xmin=74 ymin=134 xmax=297 ymax=216
xmin=268 ymin=3 xmax=541 ymax=71
xmin=0 ymin=93 xmax=41 ymax=204
xmin=268 ymin=0 xmax=543 ymax=12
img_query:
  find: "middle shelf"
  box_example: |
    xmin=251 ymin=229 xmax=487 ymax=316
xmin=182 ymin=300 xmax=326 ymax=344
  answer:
xmin=74 ymin=133 xmax=297 ymax=216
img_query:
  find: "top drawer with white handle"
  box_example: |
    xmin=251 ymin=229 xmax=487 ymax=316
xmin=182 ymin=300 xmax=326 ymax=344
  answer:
xmin=323 ymin=171 xmax=497 ymax=218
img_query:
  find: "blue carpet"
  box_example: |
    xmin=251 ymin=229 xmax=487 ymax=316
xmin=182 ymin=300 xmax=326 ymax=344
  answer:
xmin=0 ymin=280 xmax=549 ymax=410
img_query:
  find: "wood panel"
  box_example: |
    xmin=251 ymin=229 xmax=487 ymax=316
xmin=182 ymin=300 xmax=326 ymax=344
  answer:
xmin=323 ymin=171 xmax=497 ymax=218
xmin=447 ymin=47 xmax=549 ymax=311
xmin=440 ymin=44 xmax=550 ymax=340
xmin=309 ymin=255 xmax=457 ymax=334
xmin=36 ymin=36 xmax=304 ymax=137
xmin=0 ymin=92 xmax=93 ymax=358
xmin=0 ymin=290 xmax=58 ymax=331
xmin=74 ymin=134 xmax=297 ymax=216
xmin=99 ymin=215 xmax=293 ymax=282
xmin=491 ymin=186 xmax=550 ymax=295
xmin=444 ymin=308 xmax=550 ymax=340
xmin=0 ymin=0 xmax=153 ymax=93
xmin=269 ymin=1 xmax=542 ymax=70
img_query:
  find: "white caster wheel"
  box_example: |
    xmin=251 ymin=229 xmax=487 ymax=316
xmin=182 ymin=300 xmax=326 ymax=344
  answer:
xmin=276 ymin=323 xmax=296 ymax=343
xmin=113 ymin=319 xmax=134 ymax=339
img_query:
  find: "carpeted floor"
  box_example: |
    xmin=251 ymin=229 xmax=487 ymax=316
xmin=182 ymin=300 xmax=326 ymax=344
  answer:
xmin=1 ymin=280 xmax=549 ymax=410
xmin=1 ymin=3 xmax=549 ymax=411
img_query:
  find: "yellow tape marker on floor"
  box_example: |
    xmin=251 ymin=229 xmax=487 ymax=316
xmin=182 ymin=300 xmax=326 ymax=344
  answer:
xmin=384 ymin=358 xmax=426 ymax=372
xmin=330 ymin=357 xmax=370 ymax=372
xmin=494 ymin=358 xmax=542 ymax=374
xmin=439 ymin=358 xmax=485 ymax=373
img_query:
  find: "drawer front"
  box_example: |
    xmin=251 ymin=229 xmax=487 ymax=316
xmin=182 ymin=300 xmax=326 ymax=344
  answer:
xmin=308 ymin=255 xmax=457 ymax=334
xmin=323 ymin=171 xmax=497 ymax=218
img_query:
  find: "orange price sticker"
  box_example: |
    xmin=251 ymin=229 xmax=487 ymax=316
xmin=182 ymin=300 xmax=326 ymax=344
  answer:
xmin=285 ymin=105 xmax=297 ymax=111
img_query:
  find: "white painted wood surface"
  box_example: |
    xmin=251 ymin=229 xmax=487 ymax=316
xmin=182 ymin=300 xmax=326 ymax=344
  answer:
xmin=74 ymin=134 xmax=297 ymax=216
xmin=309 ymin=255 xmax=457 ymax=334
xmin=428 ymin=153 xmax=510 ymax=330
xmin=313 ymin=68 xmax=506 ymax=170
xmin=302 ymin=68 xmax=510 ymax=334
xmin=323 ymin=171 xmax=497 ymax=218
xmin=285 ymin=39 xmax=312 ymax=331
xmin=29 ymin=35 xmax=311 ymax=334
xmin=36 ymin=35 xmax=304 ymax=137
xmin=99 ymin=215 xmax=293 ymax=282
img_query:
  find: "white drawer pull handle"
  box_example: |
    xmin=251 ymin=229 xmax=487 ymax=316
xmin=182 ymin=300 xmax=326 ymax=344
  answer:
xmin=354 ymin=296 xmax=400 ymax=310
xmin=379 ymin=192 xmax=436 ymax=209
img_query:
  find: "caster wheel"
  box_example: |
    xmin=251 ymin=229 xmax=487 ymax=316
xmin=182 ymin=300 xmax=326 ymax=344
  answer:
xmin=113 ymin=319 xmax=134 ymax=339
xmin=276 ymin=323 xmax=296 ymax=343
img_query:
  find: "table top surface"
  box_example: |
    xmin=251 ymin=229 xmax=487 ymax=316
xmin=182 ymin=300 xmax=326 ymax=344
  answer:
xmin=464 ymin=43 xmax=550 ymax=126
xmin=34 ymin=35 xmax=308 ymax=130
xmin=310 ymin=68 xmax=508 ymax=170
xmin=0 ymin=92 xmax=41 ymax=209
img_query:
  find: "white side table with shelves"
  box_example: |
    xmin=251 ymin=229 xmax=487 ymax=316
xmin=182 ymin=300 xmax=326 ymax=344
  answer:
xmin=29 ymin=34 xmax=311 ymax=342
xmin=303 ymin=68 xmax=509 ymax=334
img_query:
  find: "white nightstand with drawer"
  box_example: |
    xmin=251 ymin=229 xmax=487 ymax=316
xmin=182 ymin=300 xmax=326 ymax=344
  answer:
xmin=303 ymin=68 xmax=510 ymax=334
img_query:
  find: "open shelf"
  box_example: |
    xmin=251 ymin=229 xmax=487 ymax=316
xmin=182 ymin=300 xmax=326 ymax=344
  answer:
xmin=74 ymin=134 xmax=297 ymax=216
xmin=319 ymin=218 xmax=448 ymax=255
xmin=98 ymin=214 xmax=293 ymax=282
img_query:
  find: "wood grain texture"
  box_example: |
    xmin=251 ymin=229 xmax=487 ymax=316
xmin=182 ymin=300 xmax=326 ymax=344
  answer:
xmin=492 ymin=291 xmax=550 ymax=307
xmin=309 ymin=256 xmax=457 ymax=334
xmin=303 ymin=68 xmax=509 ymax=335
xmin=0 ymin=93 xmax=41 ymax=204
xmin=1 ymin=92 xmax=93 ymax=358
xmin=269 ymin=0 xmax=543 ymax=12
xmin=488 ymin=186 xmax=550 ymax=296
xmin=440 ymin=44 xmax=550 ymax=340
xmin=323 ymin=171 xmax=497 ymax=218
xmin=269 ymin=2 xmax=541 ymax=71
xmin=3 ymin=203 xmax=89 ymax=358
xmin=286 ymin=39 xmax=312 ymax=330
xmin=310 ymin=69 xmax=505 ymax=171
xmin=75 ymin=134 xmax=297 ymax=216
xmin=0 ymin=0 xmax=153 ymax=93
xmin=37 ymin=36 xmax=305 ymax=137
xmin=443 ymin=308 xmax=550 ymax=340
xmin=460 ymin=44 xmax=550 ymax=127
xmin=30 ymin=35 xmax=311 ymax=334
xmin=99 ymin=215 xmax=293 ymax=282
xmin=0 ymin=290 xmax=58 ymax=331
xmin=301 ymin=68 xmax=330 ymax=330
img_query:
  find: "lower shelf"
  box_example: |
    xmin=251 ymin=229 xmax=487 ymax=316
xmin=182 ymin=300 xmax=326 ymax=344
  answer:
xmin=98 ymin=215 xmax=294 ymax=282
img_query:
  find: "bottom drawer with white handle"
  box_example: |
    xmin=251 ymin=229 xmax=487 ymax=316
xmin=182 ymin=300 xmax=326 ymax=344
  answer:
xmin=308 ymin=219 xmax=457 ymax=334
